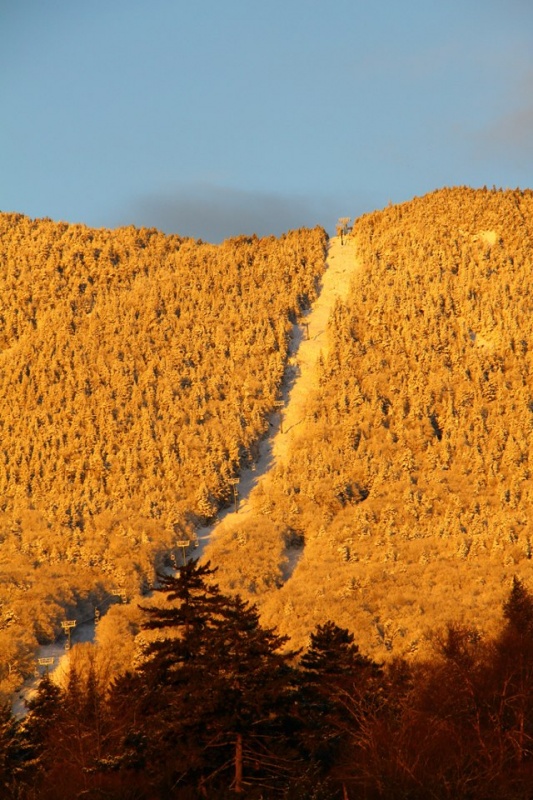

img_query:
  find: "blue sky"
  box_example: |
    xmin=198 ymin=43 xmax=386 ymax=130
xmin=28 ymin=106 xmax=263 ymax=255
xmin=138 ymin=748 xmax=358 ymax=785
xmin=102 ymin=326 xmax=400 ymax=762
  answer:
xmin=2 ymin=0 xmax=532 ymax=241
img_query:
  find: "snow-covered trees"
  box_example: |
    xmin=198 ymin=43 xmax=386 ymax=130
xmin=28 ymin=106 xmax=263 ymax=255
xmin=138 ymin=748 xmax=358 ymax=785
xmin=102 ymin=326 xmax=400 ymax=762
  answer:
xmin=208 ymin=187 xmax=533 ymax=660
xmin=0 ymin=216 xmax=328 ymax=695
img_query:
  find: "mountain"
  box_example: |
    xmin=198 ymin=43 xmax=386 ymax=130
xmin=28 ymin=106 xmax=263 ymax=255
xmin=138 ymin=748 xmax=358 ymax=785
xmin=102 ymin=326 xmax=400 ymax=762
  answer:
xmin=2 ymin=185 xmax=533 ymax=694
xmin=5 ymin=185 xmax=533 ymax=798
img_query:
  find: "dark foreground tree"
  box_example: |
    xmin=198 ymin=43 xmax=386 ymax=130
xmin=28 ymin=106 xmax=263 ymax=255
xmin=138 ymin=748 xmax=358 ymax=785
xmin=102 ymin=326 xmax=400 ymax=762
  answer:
xmin=353 ymin=584 xmax=533 ymax=800
xmin=22 ymin=658 xmax=135 ymax=800
xmin=503 ymin=575 xmax=533 ymax=634
xmin=21 ymin=671 xmax=63 ymax=792
xmin=487 ymin=577 xmax=533 ymax=793
xmin=108 ymin=560 xmax=299 ymax=797
xmin=297 ymin=621 xmax=382 ymax=798
xmin=0 ymin=701 xmax=29 ymax=799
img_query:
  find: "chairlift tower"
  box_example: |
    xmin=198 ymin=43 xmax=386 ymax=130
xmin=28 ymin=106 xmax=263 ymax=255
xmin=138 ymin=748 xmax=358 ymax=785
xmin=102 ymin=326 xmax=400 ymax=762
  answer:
xmin=176 ymin=539 xmax=190 ymax=565
xmin=229 ymin=478 xmax=239 ymax=513
xmin=274 ymin=401 xmax=285 ymax=433
xmin=37 ymin=657 xmax=55 ymax=674
xmin=61 ymin=620 xmax=76 ymax=651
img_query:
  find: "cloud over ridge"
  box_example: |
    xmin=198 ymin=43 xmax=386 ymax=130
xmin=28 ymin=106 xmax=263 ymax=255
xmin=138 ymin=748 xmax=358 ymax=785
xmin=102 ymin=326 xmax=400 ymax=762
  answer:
xmin=125 ymin=183 xmax=338 ymax=242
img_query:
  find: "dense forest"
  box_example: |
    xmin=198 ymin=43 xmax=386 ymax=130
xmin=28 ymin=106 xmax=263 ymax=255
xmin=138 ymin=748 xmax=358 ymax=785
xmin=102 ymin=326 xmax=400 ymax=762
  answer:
xmin=203 ymin=187 xmax=533 ymax=660
xmin=0 ymin=214 xmax=327 ymax=697
xmin=4 ymin=185 xmax=533 ymax=796
xmin=2 ymin=561 xmax=533 ymax=799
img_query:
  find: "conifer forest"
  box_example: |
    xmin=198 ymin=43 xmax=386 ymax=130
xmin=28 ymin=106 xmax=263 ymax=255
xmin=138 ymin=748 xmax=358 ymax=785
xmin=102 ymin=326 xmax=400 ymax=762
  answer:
xmin=3 ymin=186 xmax=533 ymax=797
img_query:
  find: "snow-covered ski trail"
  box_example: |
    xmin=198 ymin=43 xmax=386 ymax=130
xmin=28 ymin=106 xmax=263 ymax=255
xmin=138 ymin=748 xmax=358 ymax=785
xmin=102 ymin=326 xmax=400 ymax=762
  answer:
xmin=196 ymin=234 xmax=360 ymax=551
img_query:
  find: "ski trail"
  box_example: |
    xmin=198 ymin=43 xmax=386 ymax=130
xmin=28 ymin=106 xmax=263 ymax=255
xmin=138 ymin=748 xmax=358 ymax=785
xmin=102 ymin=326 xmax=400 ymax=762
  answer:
xmin=12 ymin=619 xmax=96 ymax=717
xmin=197 ymin=234 xmax=360 ymax=552
xmin=272 ymin=234 xmax=357 ymax=462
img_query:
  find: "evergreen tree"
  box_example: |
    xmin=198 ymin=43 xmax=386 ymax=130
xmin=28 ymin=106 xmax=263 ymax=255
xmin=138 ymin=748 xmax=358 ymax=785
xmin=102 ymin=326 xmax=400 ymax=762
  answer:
xmin=19 ymin=673 xmax=63 ymax=797
xmin=297 ymin=622 xmax=382 ymax=794
xmin=488 ymin=578 xmax=533 ymax=776
xmin=0 ymin=702 xmax=28 ymax=799
xmin=300 ymin=620 xmax=375 ymax=676
xmin=109 ymin=559 xmax=298 ymax=796
xmin=503 ymin=576 xmax=533 ymax=634
xmin=23 ymin=663 xmax=122 ymax=800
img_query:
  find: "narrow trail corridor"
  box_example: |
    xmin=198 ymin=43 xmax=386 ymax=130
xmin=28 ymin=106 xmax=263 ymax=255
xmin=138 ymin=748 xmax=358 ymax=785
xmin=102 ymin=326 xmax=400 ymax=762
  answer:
xmin=198 ymin=234 xmax=361 ymax=553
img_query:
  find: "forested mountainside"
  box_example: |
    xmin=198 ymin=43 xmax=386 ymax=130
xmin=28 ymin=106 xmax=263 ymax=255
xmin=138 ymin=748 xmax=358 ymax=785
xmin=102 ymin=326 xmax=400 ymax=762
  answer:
xmin=6 ymin=188 xmax=533 ymax=797
xmin=0 ymin=214 xmax=327 ymax=696
xmin=205 ymin=186 xmax=533 ymax=659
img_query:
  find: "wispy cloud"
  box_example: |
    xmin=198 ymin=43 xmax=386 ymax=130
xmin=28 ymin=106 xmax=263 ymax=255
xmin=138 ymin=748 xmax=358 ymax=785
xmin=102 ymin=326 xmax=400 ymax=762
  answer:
xmin=477 ymin=65 xmax=533 ymax=162
xmin=482 ymin=104 xmax=533 ymax=158
xmin=122 ymin=183 xmax=342 ymax=243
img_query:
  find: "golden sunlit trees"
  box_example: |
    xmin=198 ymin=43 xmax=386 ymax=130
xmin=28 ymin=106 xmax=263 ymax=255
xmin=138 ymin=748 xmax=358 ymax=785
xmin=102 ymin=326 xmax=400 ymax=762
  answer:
xmin=209 ymin=187 xmax=533 ymax=661
xmin=0 ymin=214 xmax=327 ymax=694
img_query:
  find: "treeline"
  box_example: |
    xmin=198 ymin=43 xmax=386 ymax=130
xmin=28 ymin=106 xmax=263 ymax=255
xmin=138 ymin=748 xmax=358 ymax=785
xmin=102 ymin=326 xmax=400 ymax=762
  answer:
xmin=204 ymin=187 xmax=533 ymax=659
xmin=2 ymin=563 xmax=533 ymax=799
xmin=0 ymin=214 xmax=327 ymax=697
